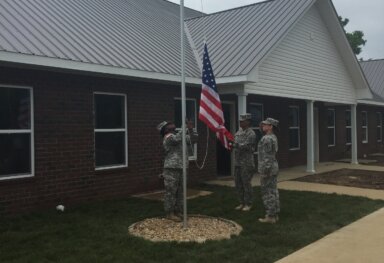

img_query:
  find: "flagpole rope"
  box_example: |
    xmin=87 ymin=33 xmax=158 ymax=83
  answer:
xmin=187 ymin=126 xmax=209 ymax=170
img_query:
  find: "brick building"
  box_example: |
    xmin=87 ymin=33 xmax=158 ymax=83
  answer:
xmin=0 ymin=0 xmax=383 ymax=214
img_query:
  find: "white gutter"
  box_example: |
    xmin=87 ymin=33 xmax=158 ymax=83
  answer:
xmin=0 ymin=51 xmax=201 ymax=85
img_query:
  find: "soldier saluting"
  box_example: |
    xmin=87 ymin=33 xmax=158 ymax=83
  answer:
xmin=232 ymin=113 xmax=256 ymax=212
xmin=157 ymin=119 xmax=197 ymax=222
xmin=258 ymin=117 xmax=280 ymax=223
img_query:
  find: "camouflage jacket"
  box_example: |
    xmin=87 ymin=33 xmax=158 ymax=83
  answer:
xmin=257 ymin=134 xmax=279 ymax=175
xmin=233 ymin=127 xmax=256 ymax=167
xmin=163 ymin=129 xmax=198 ymax=169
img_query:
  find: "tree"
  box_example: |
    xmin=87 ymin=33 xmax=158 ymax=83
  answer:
xmin=338 ymin=16 xmax=367 ymax=55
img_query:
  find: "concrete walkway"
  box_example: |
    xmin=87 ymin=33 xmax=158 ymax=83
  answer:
xmin=205 ymin=162 xmax=384 ymax=262
xmin=276 ymin=208 xmax=384 ymax=263
xmin=206 ymin=162 xmax=384 ymax=188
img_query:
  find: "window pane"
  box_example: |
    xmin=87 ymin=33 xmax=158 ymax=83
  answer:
xmin=377 ymin=127 xmax=382 ymax=141
xmin=0 ymin=134 xmax=31 ymax=176
xmin=346 ymin=127 xmax=351 ymax=144
xmin=377 ymin=113 xmax=382 ymax=126
xmin=362 ymin=128 xmax=367 ymax=142
xmin=289 ymin=129 xmax=299 ymax=149
xmin=249 ymin=104 xmax=263 ymax=127
xmin=345 ymin=111 xmax=351 ymax=126
xmin=328 ymin=128 xmax=335 ymax=145
xmin=0 ymin=87 xmax=30 ymax=130
xmin=174 ymin=99 xmax=196 ymax=128
xmin=95 ymin=132 xmax=125 ymax=167
xmin=95 ymin=94 xmax=125 ymax=129
xmin=289 ymin=107 xmax=299 ymax=127
xmin=362 ymin=112 xmax=367 ymax=126
xmin=327 ymin=110 xmax=335 ymax=127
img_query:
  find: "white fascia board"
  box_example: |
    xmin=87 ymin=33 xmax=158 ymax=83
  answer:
xmin=244 ymin=86 xmax=355 ymax=105
xmin=357 ymin=99 xmax=384 ymax=107
xmin=0 ymin=51 xmax=201 ymax=85
xmin=215 ymin=75 xmax=248 ymax=84
xmin=355 ymin=88 xmax=373 ymax=100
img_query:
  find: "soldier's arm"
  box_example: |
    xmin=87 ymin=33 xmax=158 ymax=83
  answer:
xmin=187 ymin=128 xmax=198 ymax=144
xmin=237 ymin=132 xmax=256 ymax=151
xmin=261 ymin=137 xmax=276 ymax=172
xmin=165 ymin=131 xmax=182 ymax=145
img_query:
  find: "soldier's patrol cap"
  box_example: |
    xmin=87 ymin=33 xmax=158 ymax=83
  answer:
xmin=157 ymin=121 xmax=169 ymax=132
xmin=261 ymin=117 xmax=279 ymax=127
xmin=239 ymin=113 xmax=252 ymax=121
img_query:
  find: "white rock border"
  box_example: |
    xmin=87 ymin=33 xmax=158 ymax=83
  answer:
xmin=128 ymin=214 xmax=242 ymax=243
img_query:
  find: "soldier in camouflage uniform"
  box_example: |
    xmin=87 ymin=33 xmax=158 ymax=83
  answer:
xmin=157 ymin=120 xmax=197 ymax=221
xmin=232 ymin=113 xmax=256 ymax=212
xmin=258 ymin=117 xmax=280 ymax=223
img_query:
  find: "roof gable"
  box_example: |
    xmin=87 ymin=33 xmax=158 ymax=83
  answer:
xmin=186 ymin=0 xmax=315 ymax=78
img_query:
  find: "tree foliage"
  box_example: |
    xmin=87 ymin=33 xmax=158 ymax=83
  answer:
xmin=338 ymin=16 xmax=367 ymax=55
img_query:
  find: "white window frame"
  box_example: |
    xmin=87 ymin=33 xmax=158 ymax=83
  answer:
xmin=94 ymin=92 xmax=128 ymax=170
xmin=346 ymin=110 xmax=351 ymax=145
xmin=377 ymin=112 xmax=382 ymax=142
xmin=362 ymin=111 xmax=368 ymax=144
xmin=289 ymin=106 xmax=300 ymax=150
xmin=0 ymin=85 xmax=34 ymax=180
xmin=174 ymin=97 xmax=197 ymax=161
xmin=249 ymin=103 xmax=264 ymax=130
xmin=327 ymin=109 xmax=336 ymax=147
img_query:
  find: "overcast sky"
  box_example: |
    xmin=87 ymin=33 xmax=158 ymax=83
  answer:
xmin=170 ymin=0 xmax=384 ymax=60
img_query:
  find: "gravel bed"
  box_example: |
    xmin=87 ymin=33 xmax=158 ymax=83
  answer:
xmin=128 ymin=215 xmax=242 ymax=243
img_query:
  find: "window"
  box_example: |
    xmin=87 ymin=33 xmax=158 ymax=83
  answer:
xmin=288 ymin=106 xmax=300 ymax=150
xmin=345 ymin=110 xmax=351 ymax=145
xmin=94 ymin=93 xmax=127 ymax=169
xmin=249 ymin=103 xmax=263 ymax=152
xmin=174 ymin=98 xmax=197 ymax=160
xmin=0 ymin=86 xmax=33 ymax=180
xmin=361 ymin=111 xmax=368 ymax=143
xmin=377 ymin=112 xmax=382 ymax=142
xmin=327 ymin=109 xmax=335 ymax=146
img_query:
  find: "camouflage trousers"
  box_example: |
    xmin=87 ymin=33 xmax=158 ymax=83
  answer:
xmin=260 ymin=173 xmax=280 ymax=217
xmin=163 ymin=168 xmax=183 ymax=214
xmin=234 ymin=166 xmax=254 ymax=206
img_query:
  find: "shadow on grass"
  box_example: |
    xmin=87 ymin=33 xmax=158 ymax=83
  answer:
xmin=0 ymin=185 xmax=383 ymax=263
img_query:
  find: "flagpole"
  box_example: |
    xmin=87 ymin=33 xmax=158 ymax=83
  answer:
xmin=180 ymin=0 xmax=188 ymax=228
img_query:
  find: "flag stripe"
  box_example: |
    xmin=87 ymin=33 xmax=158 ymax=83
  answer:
xmin=198 ymin=43 xmax=234 ymax=150
xmin=199 ymin=99 xmax=224 ymax=125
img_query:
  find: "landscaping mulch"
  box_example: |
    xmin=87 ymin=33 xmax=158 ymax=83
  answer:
xmin=128 ymin=215 xmax=242 ymax=243
xmin=295 ymin=168 xmax=384 ymax=190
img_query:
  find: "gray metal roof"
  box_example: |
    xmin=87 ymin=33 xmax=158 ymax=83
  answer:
xmin=0 ymin=0 xmax=202 ymax=77
xmin=360 ymin=59 xmax=384 ymax=99
xmin=186 ymin=0 xmax=315 ymax=78
xmin=0 ymin=0 xmax=317 ymax=80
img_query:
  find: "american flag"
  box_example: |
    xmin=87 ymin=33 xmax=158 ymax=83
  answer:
xmin=199 ymin=43 xmax=234 ymax=150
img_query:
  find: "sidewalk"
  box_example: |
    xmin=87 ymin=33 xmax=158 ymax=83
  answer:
xmin=205 ymin=162 xmax=384 ymax=262
xmin=276 ymin=208 xmax=384 ymax=263
xmin=206 ymin=162 xmax=384 ymax=189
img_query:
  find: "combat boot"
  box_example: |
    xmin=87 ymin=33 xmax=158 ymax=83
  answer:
xmin=166 ymin=212 xmax=182 ymax=222
xmin=235 ymin=204 xmax=244 ymax=210
xmin=258 ymin=216 xmax=277 ymax=223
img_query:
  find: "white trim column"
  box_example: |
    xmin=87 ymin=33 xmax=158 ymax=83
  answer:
xmin=306 ymin=100 xmax=315 ymax=173
xmin=237 ymin=92 xmax=248 ymax=117
xmin=351 ymin=104 xmax=359 ymax=164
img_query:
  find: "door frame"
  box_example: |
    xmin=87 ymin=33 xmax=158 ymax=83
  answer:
xmin=222 ymin=101 xmax=236 ymax=176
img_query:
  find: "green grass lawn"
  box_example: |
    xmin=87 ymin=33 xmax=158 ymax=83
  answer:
xmin=0 ymin=185 xmax=383 ymax=263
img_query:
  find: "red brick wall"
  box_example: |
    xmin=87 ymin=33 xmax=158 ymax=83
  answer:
xmin=0 ymin=66 xmax=216 ymax=215
xmin=246 ymin=95 xmax=307 ymax=168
